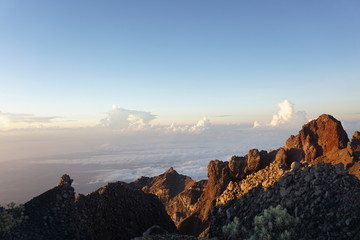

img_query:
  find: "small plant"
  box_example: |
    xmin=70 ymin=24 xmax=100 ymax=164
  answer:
xmin=248 ymin=205 xmax=299 ymax=240
xmin=222 ymin=216 xmax=241 ymax=239
xmin=0 ymin=203 xmax=27 ymax=238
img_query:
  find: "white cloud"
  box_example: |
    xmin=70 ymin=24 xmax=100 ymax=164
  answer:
xmin=166 ymin=117 xmax=212 ymax=134
xmin=254 ymin=100 xmax=307 ymax=128
xmin=100 ymin=105 xmax=156 ymax=130
xmin=253 ymin=121 xmax=261 ymax=128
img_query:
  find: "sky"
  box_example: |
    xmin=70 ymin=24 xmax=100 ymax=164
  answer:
xmin=0 ymin=1 xmax=359 ymax=204
xmin=0 ymin=0 xmax=359 ymax=128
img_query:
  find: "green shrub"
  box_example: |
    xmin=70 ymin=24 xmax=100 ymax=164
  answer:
xmin=222 ymin=216 xmax=241 ymax=239
xmin=248 ymin=205 xmax=299 ymax=240
xmin=0 ymin=203 xmax=27 ymax=238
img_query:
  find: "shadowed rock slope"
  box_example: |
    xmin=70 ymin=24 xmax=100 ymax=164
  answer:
xmin=210 ymin=163 xmax=360 ymax=240
xmin=7 ymin=175 xmax=176 ymax=240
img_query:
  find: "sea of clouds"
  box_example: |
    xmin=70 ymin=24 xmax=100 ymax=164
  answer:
xmin=0 ymin=100 xmax=359 ymax=204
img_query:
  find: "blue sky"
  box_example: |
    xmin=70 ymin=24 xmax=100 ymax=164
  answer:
xmin=0 ymin=0 xmax=359 ymax=128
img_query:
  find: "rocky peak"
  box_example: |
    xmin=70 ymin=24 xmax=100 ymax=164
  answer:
xmin=285 ymin=114 xmax=350 ymax=163
xmin=9 ymin=175 xmax=78 ymax=239
xmin=128 ymin=168 xmax=197 ymax=229
xmin=58 ymin=174 xmax=73 ymax=186
xmin=164 ymin=167 xmax=176 ymax=174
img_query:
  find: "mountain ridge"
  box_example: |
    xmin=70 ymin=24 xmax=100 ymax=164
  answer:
xmin=3 ymin=113 xmax=360 ymax=239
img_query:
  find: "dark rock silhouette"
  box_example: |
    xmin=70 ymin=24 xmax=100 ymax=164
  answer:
xmin=76 ymin=182 xmax=176 ymax=240
xmin=8 ymin=175 xmax=80 ymax=240
xmin=8 ymin=176 xmax=176 ymax=240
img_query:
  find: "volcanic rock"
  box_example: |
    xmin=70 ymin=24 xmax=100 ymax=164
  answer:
xmin=76 ymin=182 xmax=176 ymax=240
xmin=210 ymin=163 xmax=360 ymax=240
xmin=351 ymin=131 xmax=360 ymax=160
xmin=8 ymin=175 xmax=176 ymax=240
xmin=284 ymin=114 xmax=351 ymax=165
xmin=8 ymin=174 xmax=79 ymax=240
xmin=129 ymin=168 xmax=199 ymax=226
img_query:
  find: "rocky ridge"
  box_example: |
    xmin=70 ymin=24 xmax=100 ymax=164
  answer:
xmin=7 ymin=175 xmax=176 ymax=240
xmin=131 ymin=114 xmax=360 ymax=237
xmin=5 ymin=114 xmax=360 ymax=239
xmin=210 ymin=163 xmax=360 ymax=239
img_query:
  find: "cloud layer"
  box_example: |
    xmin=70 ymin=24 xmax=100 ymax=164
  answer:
xmin=0 ymin=111 xmax=62 ymax=130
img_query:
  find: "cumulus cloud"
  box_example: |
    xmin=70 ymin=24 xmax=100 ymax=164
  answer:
xmin=166 ymin=117 xmax=212 ymax=134
xmin=100 ymin=105 xmax=156 ymax=130
xmin=254 ymin=100 xmax=307 ymax=128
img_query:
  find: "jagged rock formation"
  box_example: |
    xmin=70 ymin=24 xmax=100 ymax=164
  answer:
xmin=216 ymin=157 xmax=292 ymax=205
xmin=129 ymin=167 xmax=196 ymax=206
xmin=131 ymin=114 xmax=359 ymax=237
xmin=129 ymin=168 xmax=203 ymax=226
xmin=8 ymin=175 xmax=176 ymax=240
xmin=210 ymin=163 xmax=360 ymax=240
xmin=284 ymin=114 xmax=352 ymax=166
xmin=7 ymin=114 xmax=360 ymax=239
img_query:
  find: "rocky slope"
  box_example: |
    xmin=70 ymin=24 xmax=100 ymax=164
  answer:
xmin=131 ymin=114 xmax=360 ymax=237
xmin=210 ymin=163 xmax=360 ymax=239
xmin=7 ymin=175 xmax=176 ymax=240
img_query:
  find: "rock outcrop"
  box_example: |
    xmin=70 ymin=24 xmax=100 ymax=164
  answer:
xmin=172 ymin=150 xmax=276 ymax=236
xmin=129 ymin=168 xmax=201 ymax=226
xmin=8 ymin=175 xmax=176 ymax=240
xmin=8 ymin=175 xmax=80 ymax=240
xmin=351 ymin=131 xmax=360 ymax=160
xmin=284 ymin=114 xmax=351 ymax=165
xmin=210 ymin=163 xmax=360 ymax=240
